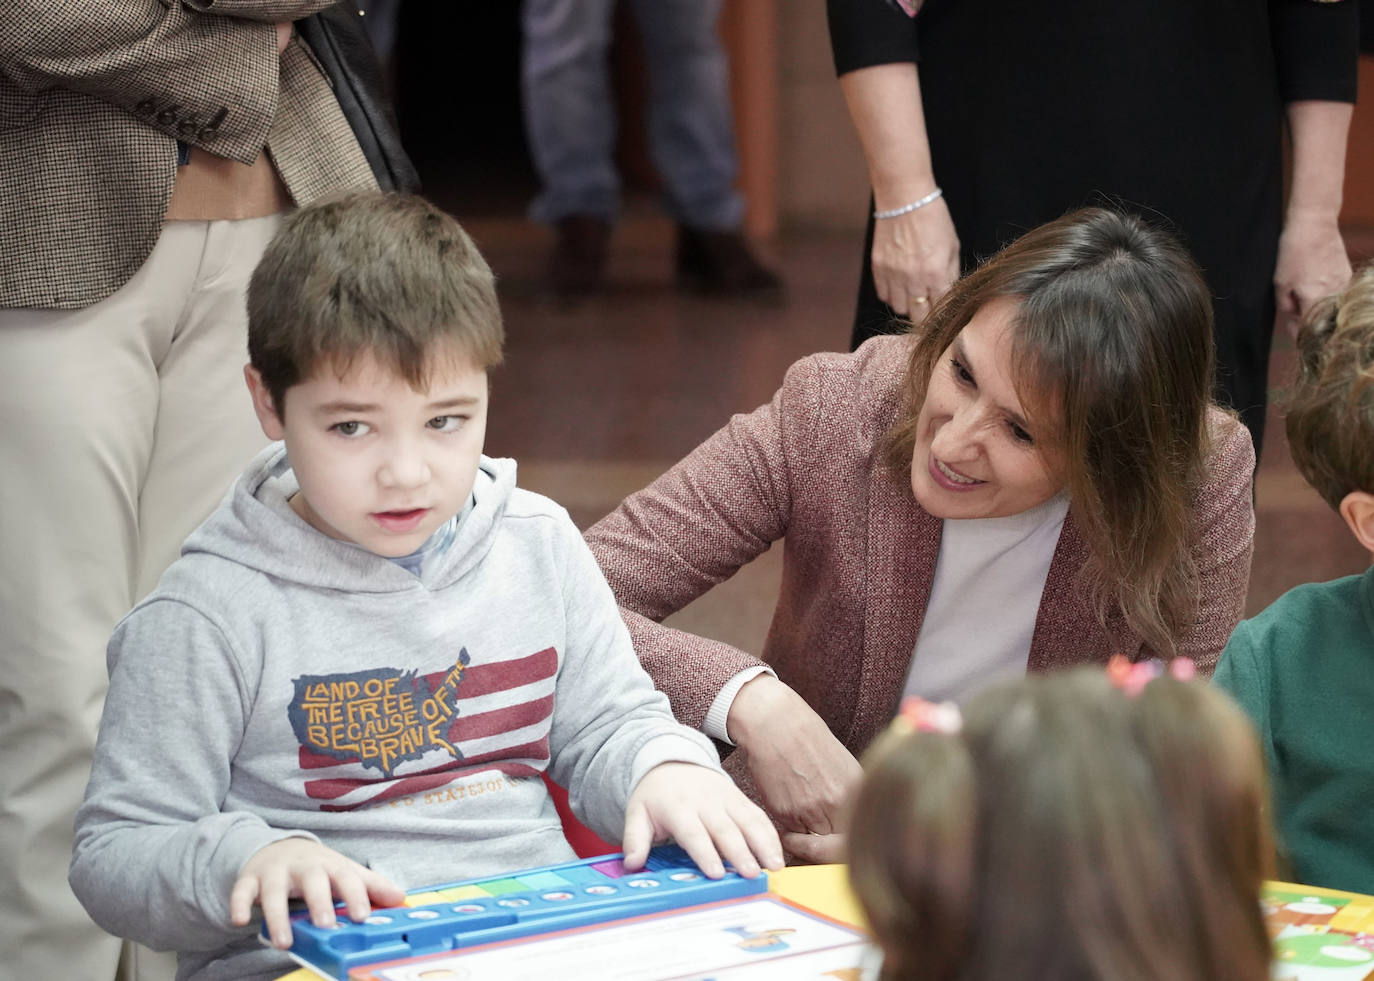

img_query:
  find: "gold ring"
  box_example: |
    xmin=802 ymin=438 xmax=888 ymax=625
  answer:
xmin=913 ymin=296 xmax=929 ymax=305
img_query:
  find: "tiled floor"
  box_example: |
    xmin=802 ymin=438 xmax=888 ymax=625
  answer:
xmin=458 ymin=205 xmax=1369 ymax=656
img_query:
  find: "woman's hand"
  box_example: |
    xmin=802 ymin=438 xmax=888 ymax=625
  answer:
xmin=779 ymin=829 xmax=848 ymax=865
xmin=1274 ymin=209 xmax=1351 ymax=339
xmin=871 ymin=196 xmax=960 ymax=319
xmin=726 ymin=675 xmax=863 ymax=861
xmin=1276 ymin=100 xmax=1354 ymax=339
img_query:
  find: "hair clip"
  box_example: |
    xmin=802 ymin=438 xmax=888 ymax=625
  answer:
xmin=1106 ymin=654 xmax=1196 ymax=696
xmin=1168 ymin=657 xmax=1196 ymax=682
xmin=895 ymin=696 xmax=962 ymax=734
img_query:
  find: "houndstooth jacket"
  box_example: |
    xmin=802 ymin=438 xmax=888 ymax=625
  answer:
xmin=0 ymin=1 xmax=377 ymax=311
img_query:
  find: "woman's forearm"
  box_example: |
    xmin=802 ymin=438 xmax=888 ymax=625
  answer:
xmin=839 ymin=62 xmax=938 ymax=211
xmin=1285 ymin=100 xmax=1353 ymax=223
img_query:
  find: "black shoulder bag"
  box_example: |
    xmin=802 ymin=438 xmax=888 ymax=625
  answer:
xmin=296 ymin=2 xmax=421 ymax=193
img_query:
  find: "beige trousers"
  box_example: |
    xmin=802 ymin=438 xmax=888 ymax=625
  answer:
xmin=0 ymin=214 xmax=281 ymax=981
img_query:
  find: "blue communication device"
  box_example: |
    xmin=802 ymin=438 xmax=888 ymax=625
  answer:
xmin=265 ymin=844 xmax=768 ymax=979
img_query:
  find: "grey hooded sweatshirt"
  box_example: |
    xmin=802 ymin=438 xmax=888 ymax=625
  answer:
xmin=69 ymin=445 xmax=721 ymax=981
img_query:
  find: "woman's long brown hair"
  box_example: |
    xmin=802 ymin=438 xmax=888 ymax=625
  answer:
xmin=883 ymin=207 xmax=1217 ymax=657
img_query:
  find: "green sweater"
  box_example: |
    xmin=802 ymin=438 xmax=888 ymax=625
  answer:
xmin=1214 ymin=566 xmax=1374 ymax=894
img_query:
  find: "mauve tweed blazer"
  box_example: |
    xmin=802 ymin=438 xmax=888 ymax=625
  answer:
xmin=1 ymin=0 xmax=375 ymax=311
xmin=586 ymin=334 xmax=1255 ymax=767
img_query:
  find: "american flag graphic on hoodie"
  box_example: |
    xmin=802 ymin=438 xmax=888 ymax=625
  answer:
xmin=287 ymin=645 xmax=559 ymax=812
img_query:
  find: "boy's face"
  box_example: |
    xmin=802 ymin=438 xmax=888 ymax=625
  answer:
xmin=246 ymin=348 xmax=488 ymax=558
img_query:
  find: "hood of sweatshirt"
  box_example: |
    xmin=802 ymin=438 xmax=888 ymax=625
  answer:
xmin=181 ymin=443 xmax=516 ymax=594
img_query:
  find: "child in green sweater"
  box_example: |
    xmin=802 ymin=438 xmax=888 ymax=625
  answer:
xmin=1214 ymin=265 xmax=1374 ymax=894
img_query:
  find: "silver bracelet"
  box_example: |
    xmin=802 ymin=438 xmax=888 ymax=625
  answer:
xmin=873 ymin=187 xmax=943 ymax=220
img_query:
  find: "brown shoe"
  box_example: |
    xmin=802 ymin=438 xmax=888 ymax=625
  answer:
xmin=549 ymin=215 xmax=611 ymax=297
xmin=675 ymin=224 xmax=784 ymax=299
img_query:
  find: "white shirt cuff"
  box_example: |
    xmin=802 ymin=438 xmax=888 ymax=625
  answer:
xmin=702 ymin=666 xmax=776 ymax=745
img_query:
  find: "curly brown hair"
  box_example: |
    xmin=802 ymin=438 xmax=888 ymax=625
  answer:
xmin=1285 ymin=264 xmax=1374 ymax=511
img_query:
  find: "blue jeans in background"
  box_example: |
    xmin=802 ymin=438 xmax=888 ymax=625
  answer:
xmin=520 ymin=0 xmax=744 ymax=231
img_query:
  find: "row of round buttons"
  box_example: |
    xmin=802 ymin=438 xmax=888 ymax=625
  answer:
xmin=355 ymin=871 xmax=704 ymax=926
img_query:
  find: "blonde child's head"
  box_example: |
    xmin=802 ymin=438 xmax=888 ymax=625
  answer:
xmin=848 ymin=666 xmax=1273 ymax=981
xmin=1286 ymin=265 xmax=1374 ymax=555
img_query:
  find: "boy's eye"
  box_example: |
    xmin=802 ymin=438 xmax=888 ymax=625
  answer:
xmin=950 ymin=357 xmax=974 ymax=385
xmin=331 ymin=421 xmax=369 ymax=437
xmin=427 ymin=415 xmax=464 ymax=432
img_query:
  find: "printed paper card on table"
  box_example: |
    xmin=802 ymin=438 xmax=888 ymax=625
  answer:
xmin=348 ymin=895 xmax=878 ymax=981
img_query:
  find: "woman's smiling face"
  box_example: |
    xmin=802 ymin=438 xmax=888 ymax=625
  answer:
xmin=910 ymin=295 xmax=1063 ymax=519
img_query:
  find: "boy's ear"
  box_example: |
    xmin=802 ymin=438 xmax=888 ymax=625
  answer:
xmin=243 ymin=364 xmax=285 ymax=441
xmin=1338 ymin=490 xmax=1374 ymax=557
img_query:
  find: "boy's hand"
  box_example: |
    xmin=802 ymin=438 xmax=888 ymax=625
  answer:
xmin=230 ymin=838 xmax=407 ymax=950
xmin=622 ymin=763 xmax=784 ymax=880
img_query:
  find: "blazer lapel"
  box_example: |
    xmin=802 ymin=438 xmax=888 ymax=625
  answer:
xmin=848 ymin=466 xmax=941 ymax=753
xmin=1028 ymin=510 xmax=1138 ymax=670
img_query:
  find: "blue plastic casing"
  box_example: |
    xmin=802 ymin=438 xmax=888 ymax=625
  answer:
xmin=263 ymin=844 xmax=768 ymax=979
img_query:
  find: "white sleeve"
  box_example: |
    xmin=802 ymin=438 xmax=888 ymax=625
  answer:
xmin=702 ymin=666 xmax=777 ymax=745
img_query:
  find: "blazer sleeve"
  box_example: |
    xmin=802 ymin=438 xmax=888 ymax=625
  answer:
xmin=1178 ymin=414 xmax=1256 ymax=673
xmin=1270 ymin=0 xmax=1359 ymax=103
xmin=826 ymin=0 xmax=920 ymax=76
xmin=585 ymin=357 xmax=827 ymax=730
xmin=0 ymin=0 xmax=327 ymax=161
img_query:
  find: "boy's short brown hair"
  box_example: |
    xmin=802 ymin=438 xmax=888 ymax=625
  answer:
xmin=1286 ymin=265 xmax=1374 ymax=510
xmin=247 ymin=191 xmax=503 ymax=416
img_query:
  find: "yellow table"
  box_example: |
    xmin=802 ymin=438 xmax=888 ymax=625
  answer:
xmin=276 ymin=867 xmax=1374 ymax=981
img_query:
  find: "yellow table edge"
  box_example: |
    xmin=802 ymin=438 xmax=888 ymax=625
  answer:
xmin=276 ymin=869 xmax=1374 ymax=980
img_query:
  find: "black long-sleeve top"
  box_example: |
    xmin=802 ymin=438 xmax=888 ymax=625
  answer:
xmin=826 ymin=0 xmax=1358 ymax=449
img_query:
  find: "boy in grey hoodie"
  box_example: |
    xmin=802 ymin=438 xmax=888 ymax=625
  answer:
xmin=68 ymin=192 xmax=783 ymax=981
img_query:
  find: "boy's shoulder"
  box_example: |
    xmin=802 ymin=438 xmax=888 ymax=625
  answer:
xmin=127 ymin=542 xmax=279 ymax=633
xmin=1231 ymin=568 xmax=1374 ymax=659
xmin=502 ymin=481 xmax=574 ymax=525
xmin=490 ymin=461 xmax=587 ymax=532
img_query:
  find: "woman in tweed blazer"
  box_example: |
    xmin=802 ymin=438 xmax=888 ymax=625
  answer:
xmin=586 ymin=209 xmax=1255 ymax=863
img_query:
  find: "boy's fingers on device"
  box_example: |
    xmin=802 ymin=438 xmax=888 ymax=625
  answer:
xmin=364 ymin=869 xmax=407 ymax=908
xmin=227 ymin=874 xmax=260 ymax=926
xmin=674 ymin=820 xmax=726 ymax=879
xmin=736 ymin=806 xmax=784 ymax=870
xmin=621 ymin=808 xmax=653 ymax=871
xmin=708 ymin=823 xmax=760 ymax=879
xmin=302 ymin=868 xmax=340 ymax=928
xmin=258 ymin=889 xmax=293 ymax=949
xmin=334 ymin=869 xmax=377 ymax=925
xmin=697 ymin=808 xmax=762 ymax=878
